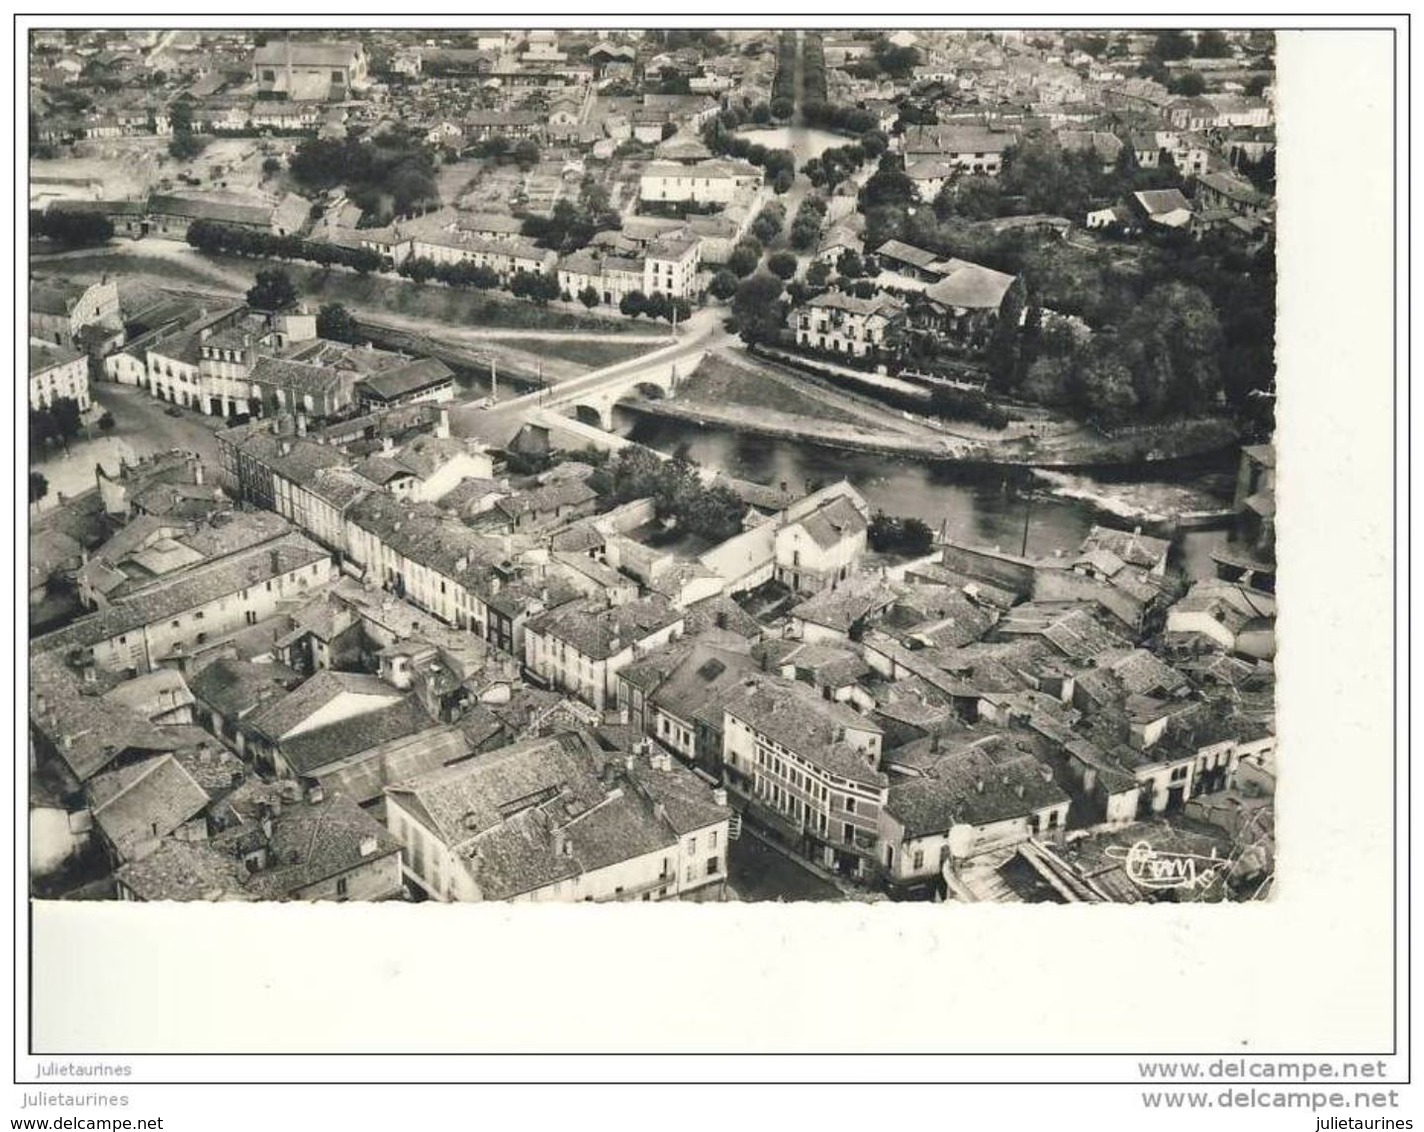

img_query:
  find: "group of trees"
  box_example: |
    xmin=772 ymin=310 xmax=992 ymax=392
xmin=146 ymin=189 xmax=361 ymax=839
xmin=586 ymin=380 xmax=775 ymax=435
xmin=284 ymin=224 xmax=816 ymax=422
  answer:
xmin=771 ymin=31 xmax=797 ymax=118
xmin=788 ymin=195 xmax=828 ymax=251
xmin=31 ymin=209 xmax=113 ymax=248
xmin=186 ymin=219 xmax=386 ymax=274
xmin=508 ymin=271 xmax=563 ymax=305
xmin=588 ymin=447 xmax=746 ymax=544
xmin=617 ymin=291 xmax=692 ymax=324
xmin=801 ymin=31 xmax=829 ymax=105
xmin=867 ymin=512 xmax=934 ymax=557
xmin=729 ymin=271 xmax=788 ymax=345
xmin=393 ymin=257 xmax=563 ymax=305
xmin=750 ymin=200 xmax=785 ymax=245
xmin=844 ymin=35 xmax=921 ymax=81
xmin=521 ymin=177 xmax=622 ymax=253
xmin=701 ymin=112 xmax=797 ymax=193
xmin=801 ymin=101 xmax=883 ymax=137
xmin=288 ymin=128 xmax=440 ymax=224
xmin=805 ymin=135 xmax=885 ymax=193
xmin=467 ymin=134 xmax=542 ymax=170
xmin=315 ymin=302 xmax=364 ymax=344
xmin=1013 ymin=281 xmax=1229 ymax=428
xmin=166 ymin=98 xmax=210 ymax=161
xmin=395 ymin=256 xmax=500 ymax=291
xmin=29 ymin=397 xmax=86 ymax=456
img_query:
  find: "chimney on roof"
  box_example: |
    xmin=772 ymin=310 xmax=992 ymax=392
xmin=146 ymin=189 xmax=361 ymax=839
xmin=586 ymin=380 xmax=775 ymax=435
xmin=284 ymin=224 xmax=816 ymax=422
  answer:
xmin=436 ymin=409 xmax=450 ymax=440
xmin=712 ymin=786 xmax=727 ymax=806
xmin=1015 ymin=783 xmax=1025 ymax=799
xmin=270 ymin=548 xmax=282 ymax=575
xmin=307 ymin=784 xmax=325 ymax=805
xmin=193 ymin=460 xmax=204 ymax=486
xmin=552 ymin=828 xmax=570 ymax=856
xmin=975 ymin=778 xmax=985 ymax=794
xmin=382 ymin=436 xmax=395 ymax=456
xmin=279 ymin=439 xmax=293 ymax=457
xmin=359 ymin=836 xmax=379 ymax=857
xmin=296 ymin=412 xmax=307 ymax=438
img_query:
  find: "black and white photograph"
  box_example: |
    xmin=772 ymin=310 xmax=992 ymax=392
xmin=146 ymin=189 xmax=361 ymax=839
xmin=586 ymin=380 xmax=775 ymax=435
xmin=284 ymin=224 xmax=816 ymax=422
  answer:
xmin=10 ymin=12 xmax=1406 ymax=1121
xmin=26 ymin=25 xmax=1279 ymax=908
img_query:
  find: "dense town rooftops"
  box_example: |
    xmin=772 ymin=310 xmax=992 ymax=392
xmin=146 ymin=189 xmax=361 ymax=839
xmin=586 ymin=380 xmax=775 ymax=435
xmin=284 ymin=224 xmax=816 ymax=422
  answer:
xmin=527 ymin=597 xmax=682 ymax=661
xmin=32 ymin=532 xmax=331 ymax=657
xmin=722 ymin=676 xmax=886 ymax=787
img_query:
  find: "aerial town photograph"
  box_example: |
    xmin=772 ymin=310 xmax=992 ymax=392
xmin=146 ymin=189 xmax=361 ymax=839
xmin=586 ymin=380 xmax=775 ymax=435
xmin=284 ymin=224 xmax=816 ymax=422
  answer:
xmin=26 ymin=26 xmax=1277 ymax=907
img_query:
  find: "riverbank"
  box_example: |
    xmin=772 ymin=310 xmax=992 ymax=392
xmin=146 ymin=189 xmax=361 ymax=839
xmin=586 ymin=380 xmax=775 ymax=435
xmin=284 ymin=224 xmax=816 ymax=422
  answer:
xmin=621 ymin=394 xmax=1242 ymax=471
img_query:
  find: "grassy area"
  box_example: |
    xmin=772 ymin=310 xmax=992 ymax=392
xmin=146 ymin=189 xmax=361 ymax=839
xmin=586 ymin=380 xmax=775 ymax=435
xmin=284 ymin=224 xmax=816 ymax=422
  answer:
xmin=32 ymin=249 xmax=232 ymax=294
xmin=514 ymin=336 xmax=667 ymax=368
xmin=677 ymin=353 xmax=866 ymax=424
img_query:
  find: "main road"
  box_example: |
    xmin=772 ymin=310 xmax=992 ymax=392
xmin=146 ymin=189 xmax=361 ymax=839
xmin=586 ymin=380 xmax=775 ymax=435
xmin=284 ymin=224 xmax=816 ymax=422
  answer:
xmin=449 ymin=305 xmax=732 ymax=436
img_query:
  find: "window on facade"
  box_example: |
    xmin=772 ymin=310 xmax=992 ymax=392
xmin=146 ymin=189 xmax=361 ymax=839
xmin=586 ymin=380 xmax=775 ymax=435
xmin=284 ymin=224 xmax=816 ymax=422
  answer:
xmin=336 ymin=877 xmax=348 ymax=897
xmin=913 ymin=850 xmax=925 ymax=870
xmin=709 ymin=830 xmax=718 ymax=850
xmin=685 ymin=865 xmax=695 ymax=882
xmin=707 ymin=856 xmax=719 ymax=875
xmin=687 ymin=836 xmax=697 ymax=855
xmin=844 ymin=823 xmax=855 ymax=844
xmin=844 ymin=797 xmax=855 ymax=815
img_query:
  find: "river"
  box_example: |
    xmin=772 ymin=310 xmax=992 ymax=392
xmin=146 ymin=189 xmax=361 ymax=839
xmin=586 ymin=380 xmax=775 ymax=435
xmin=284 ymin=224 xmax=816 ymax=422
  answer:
xmin=614 ymin=408 xmax=1238 ymax=581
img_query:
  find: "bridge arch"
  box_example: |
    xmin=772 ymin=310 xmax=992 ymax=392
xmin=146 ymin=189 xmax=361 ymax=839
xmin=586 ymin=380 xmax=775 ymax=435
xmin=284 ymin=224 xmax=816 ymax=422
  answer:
xmin=573 ymin=402 xmax=612 ymax=430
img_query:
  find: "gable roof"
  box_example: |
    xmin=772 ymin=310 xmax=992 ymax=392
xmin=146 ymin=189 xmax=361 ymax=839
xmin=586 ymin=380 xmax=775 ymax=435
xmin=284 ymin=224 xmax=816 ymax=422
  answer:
xmin=89 ymin=753 xmax=209 ymax=862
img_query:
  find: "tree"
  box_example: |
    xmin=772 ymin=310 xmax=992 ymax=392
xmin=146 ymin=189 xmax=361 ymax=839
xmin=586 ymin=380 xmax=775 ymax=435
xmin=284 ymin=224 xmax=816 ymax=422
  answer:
xmin=98 ymin=410 xmax=116 ymax=433
xmin=578 ymin=285 xmax=601 ymax=309
xmin=836 ymin=249 xmax=867 ymax=279
xmin=937 ymin=175 xmax=1002 ymax=221
xmin=1121 ymin=282 xmax=1225 ymax=415
xmin=29 ymin=471 xmax=48 ymax=506
xmin=899 ymin=518 xmax=933 ymax=556
xmin=168 ymin=131 xmax=210 ymax=160
xmin=1151 ymin=30 xmax=1194 ymax=61
xmin=512 ymin=138 xmax=540 ymax=170
xmin=49 ymin=396 xmax=84 ymax=446
xmin=29 ymin=407 xmax=57 ymax=452
xmin=33 ymin=209 xmax=113 ymax=248
xmin=986 ymin=277 xmax=1026 ymax=393
xmin=708 ymin=269 xmax=739 ymax=301
xmin=1245 ymin=74 xmax=1270 ymax=97
xmin=1169 ymin=72 xmax=1207 ymax=97
xmin=766 ymin=250 xmax=798 ymax=280
xmin=261 ymin=156 xmax=282 ymax=176
xmin=168 ymin=99 xmax=194 ymax=133
xmin=1195 ymin=29 xmax=1232 ymax=58
xmin=858 ymin=155 xmax=916 ymax=210
xmin=806 ymin=260 xmax=831 ymax=288
xmin=751 ymin=202 xmax=785 ymax=245
xmin=1077 ymin=345 xmax=1138 ymax=428
xmin=620 ymin=291 xmax=648 ymax=318
xmin=730 ymin=272 xmax=786 ymax=345
xmin=727 ymin=240 xmax=763 ymax=278
xmin=247 ymin=267 xmax=299 ymax=312
xmin=771 ymin=168 xmax=795 ymax=194
xmin=770 ymin=96 xmax=794 ymax=120
xmin=316 ymin=302 xmax=362 ymax=344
